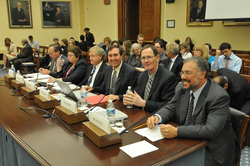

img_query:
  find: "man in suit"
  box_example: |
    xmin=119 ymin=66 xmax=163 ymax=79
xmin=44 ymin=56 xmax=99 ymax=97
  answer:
xmin=39 ymin=44 xmax=69 ymax=77
xmin=123 ymin=45 xmax=178 ymax=112
xmin=80 ymin=46 xmax=107 ymax=87
xmin=164 ymin=41 xmax=183 ymax=81
xmin=190 ymin=0 xmax=205 ymax=22
xmin=213 ymin=68 xmax=250 ymax=115
xmin=155 ymin=40 xmax=167 ymax=67
xmin=12 ymin=2 xmax=29 ymax=25
xmin=11 ymin=39 xmax=33 ymax=71
xmin=78 ymin=35 xmax=87 ymax=52
xmin=54 ymin=6 xmax=64 ymax=25
xmin=86 ymin=45 xmax=139 ymax=101
xmin=147 ymin=57 xmax=236 ymax=166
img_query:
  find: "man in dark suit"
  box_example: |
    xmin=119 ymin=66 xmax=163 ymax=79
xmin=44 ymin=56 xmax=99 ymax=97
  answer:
xmin=155 ymin=40 xmax=167 ymax=67
xmin=147 ymin=57 xmax=236 ymax=166
xmin=80 ymin=46 xmax=107 ymax=87
xmin=78 ymin=35 xmax=88 ymax=52
xmin=12 ymin=2 xmax=29 ymax=25
xmin=123 ymin=45 xmax=178 ymax=112
xmin=39 ymin=44 xmax=69 ymax=77
xmin=86 ymin=45 xmax=139 ymax=101
xmin=164 ymin=41 xmax=183 ymax=81
xmin=11 ymin=39 xmax=33 ymax=71
xmin=190 ymin=0 xmax=205 ymax=22
xmin=54 ymin=6 xmax=64 ymax=25
xmin=213 ymin=68 xmax=250 ymax=115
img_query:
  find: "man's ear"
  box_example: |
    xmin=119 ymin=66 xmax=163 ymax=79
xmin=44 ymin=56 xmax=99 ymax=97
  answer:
xmin=224 ymin=83 xmax=228 ymax=90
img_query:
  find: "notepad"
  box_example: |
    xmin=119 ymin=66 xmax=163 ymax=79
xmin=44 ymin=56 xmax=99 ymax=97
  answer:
xmin=135 ymin=125 xmax=164 ymax=142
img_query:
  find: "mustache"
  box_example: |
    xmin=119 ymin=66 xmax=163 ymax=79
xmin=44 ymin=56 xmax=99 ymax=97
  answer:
xmin=182 ymin=79 xmax=190 ymax=83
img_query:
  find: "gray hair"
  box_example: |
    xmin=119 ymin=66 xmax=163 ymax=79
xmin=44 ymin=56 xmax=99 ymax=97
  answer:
xmin=130 ymin=43 xmax=142 ymax=55
xmin=21 ymin=39 xmax=28 ymax=44
xmin=89 ymin=46 xmax=106 ymax=61
xmin=17 ymin=2 xmax=21 ymax=5
xmin=183 ymin=57 xmax=209 ymax=79
xmin=166 ymin=41 xmax=179 ymax=55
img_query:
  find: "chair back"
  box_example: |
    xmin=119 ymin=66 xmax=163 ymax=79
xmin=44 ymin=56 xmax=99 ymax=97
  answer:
xmin=210 ymin=70 xmax=217 ymax=78
xmin=241 ymin=74 xmax=250 ymax=83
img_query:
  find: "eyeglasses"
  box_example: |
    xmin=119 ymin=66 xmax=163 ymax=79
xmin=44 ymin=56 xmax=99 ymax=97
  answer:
xmin=68 ymin=54 xmax=74 ymax=57
xmin=179 ymin=71 xmax=194 ymax=77
xmin=141 ymin=56 xmax=154 ymax=61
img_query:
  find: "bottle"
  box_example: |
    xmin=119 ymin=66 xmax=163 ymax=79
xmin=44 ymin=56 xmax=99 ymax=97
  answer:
xmin=126 ymin=86 xmax=133 ymax=108
xmin=107 ymin=100 xmax=116 ymax=126
xmin=80 ymin=85 xmax=88 ymax=106
xmin=11 ymin=64 xmax=15 ymax=72
xmin=16 ymin=70 xmax=20 ymax=75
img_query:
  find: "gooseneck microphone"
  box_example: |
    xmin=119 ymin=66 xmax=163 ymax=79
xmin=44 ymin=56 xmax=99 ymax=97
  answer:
xmin=48 ymin=69 xmax=66 ymax=90
xmin=119 ymin=98 xmax=177 ymax=135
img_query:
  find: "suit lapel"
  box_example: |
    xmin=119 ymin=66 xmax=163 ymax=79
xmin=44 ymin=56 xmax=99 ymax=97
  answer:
xmin=138 ymin=72 xmax=149 ymax=97
xmin=148 ymin=68 xmax=161 ymax=99
xmin=106 ymin=66 xmax=112 ymax=91
xmin=180 ymin=91 xmax=190 ymax=124
xmin=114 ymin=63 xmax=124 ymax=94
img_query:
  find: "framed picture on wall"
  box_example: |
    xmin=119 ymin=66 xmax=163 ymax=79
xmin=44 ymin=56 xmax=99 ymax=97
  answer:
xmin=7 ymin=0 xmax=33 ymax=28
xmin=41 ymin=1 xmax=71 ymax=28
xmin=223 ymin=19 xmax=250 ymax=26
xmin=186 ymin=0 xmax=212 ymax=27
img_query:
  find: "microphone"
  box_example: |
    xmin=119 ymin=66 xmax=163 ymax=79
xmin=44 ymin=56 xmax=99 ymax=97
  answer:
xmin=85 ymin=77 xmax=121 ymax=114
xmin=119 ymin=98 xmax=177 ymax=135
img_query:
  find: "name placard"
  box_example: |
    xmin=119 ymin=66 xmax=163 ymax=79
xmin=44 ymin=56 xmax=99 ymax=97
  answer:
xmin=39 ymin=87 xmax=50 ymax=100
xmin=89 ymin=111 xmax=110 ymax=134
xmin=25 ymin=80 xmax=36 ymax=90
xmin=16 ymin=74 xmax=24 ymax=84
xmin=61 ymin=97 xmax=77 ymax=113
xmin=8 ymin=69 xmax=15 ymax=78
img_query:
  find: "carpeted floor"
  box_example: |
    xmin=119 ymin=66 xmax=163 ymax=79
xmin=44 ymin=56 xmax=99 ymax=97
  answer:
xmin=0 ymin=67 xmax=8 ymax=77
xmin=241 ymin=146 xmax=249 ymax=166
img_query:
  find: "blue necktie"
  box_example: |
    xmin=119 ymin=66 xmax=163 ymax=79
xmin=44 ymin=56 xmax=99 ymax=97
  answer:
xmin=184 ymin=93 xmax=194 ymax=126
xmin=87 ymin=66 xmax=96 ymax=86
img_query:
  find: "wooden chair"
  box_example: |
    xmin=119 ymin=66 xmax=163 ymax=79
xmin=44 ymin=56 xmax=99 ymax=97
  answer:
xmin=240 ymin=59 xmax=245 ymax=74
xmin=244 ymin=60 xmax=250 ymax=66
xmin=230 ymin=107 xmax=250 ymax=166
xmin=243 ymin=66 xmax=250 ymax=75
xmin=210 ymin=70 xmax=217 ymax=78
xmin=20 ymin=50 xmax=39 ymax=74
xmin=210 ymin=52 xmax=216 ymax=56
xmin=236 ymin=54 xmax=250 ymax=60
xmin=241 ymin=74 xmax=250 ymax=83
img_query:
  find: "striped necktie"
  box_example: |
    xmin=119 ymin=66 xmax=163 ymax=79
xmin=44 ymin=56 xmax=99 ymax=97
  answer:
xmin=184 ymin=93 xmax=194 ymax=126
xmin=109 ymin=69 xmax=117 ymax=94
xmin=144 ymin=77 xmax=153 ymax=100
xmin=87 ymin=66 xmax=96 ymax=86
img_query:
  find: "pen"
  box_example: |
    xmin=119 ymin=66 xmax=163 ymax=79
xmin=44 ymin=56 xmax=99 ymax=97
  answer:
xmin=133 ymin=123 xmax=147 ymax=130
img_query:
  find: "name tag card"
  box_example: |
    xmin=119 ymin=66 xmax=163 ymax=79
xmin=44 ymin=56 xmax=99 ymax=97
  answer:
xmin=39 ymin=87 xmax=50 ymax=100
xmin=25 ymin=80 xmax=36 ymax=90
xmin=16 ymin=74 xmax=24 ymax=84
xmin=8 ymin=69 xmax=15 ymax=78
xmin=89 ymin=111 xmax=110 ymax=134
xmin=61 ymin=97 xmax=77 ymax=113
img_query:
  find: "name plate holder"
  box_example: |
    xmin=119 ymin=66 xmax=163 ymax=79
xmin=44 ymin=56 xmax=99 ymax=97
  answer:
xmin=11 ymin=75 xmax=25 ymax=91
xmin=4 ymin=75 xmax=15 ymax=84
xmin=21 ymin=81 xmax=38 ymax=99
xmin=54 ymin=97 xmax=88 ymax=124
xmin=34 ymin=88 xmax=59 ymax=109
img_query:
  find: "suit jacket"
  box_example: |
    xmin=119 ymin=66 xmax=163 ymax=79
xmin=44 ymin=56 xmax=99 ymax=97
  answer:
xmin=58 ymin=58 xmax=88 ymax=85
xmin=54 ymin=11 xmax=65 ymax=25
xmin=190 ymin=7 xmax=205 ymax=21
xmin=163 ymin=55 xmax=183 ymax=81
xmin=217 ymin=68 xmax=250 ymax=111
xmin=159 ymin=50 xmax=168 ymax=67
xmin=85 ymin=32 xmax=95 ymax=47
xmin=93 ymin=62 xmax=139 ymax=101
xmin=137 ymin=66 xmax=178 ymax=112
xmin=61 ymin=45 xmax=68 ymax=56
xmin=80 ymin=62 xmax=108 ymax=87
xmin=157 ymin=79 xmax=235 ymax=166
xmin=78 ymin=41 xmax=88 ymax=52
xmin=47 ymin=55 xmax=70 ymax=77
xmin=17 ymin=44 xmax=33 ymax=62
xmin=12 ymin=7 xmax=26 ymax=24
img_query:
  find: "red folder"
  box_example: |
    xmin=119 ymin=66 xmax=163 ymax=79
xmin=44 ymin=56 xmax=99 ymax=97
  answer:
xmin=87 ymin=94 xmax=107 ymax=105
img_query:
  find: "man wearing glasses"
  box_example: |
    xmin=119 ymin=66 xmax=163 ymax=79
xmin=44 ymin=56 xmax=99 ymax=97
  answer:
xmin=147 ymin=57 xmax=236 ymax=166
xmin=123 ymin=45 xmax=178 ymax=113
xmin=211 ymin=42 xmax=242 ymax=73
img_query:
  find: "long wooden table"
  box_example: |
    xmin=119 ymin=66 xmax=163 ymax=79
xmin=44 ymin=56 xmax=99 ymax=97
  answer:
xmin=0 ymin=77 xmax=208 ymax=166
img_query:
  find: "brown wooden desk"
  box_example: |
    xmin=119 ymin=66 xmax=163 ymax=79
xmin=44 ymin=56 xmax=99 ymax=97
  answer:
xmin=0 ymin=77 xmax=208 ymax=166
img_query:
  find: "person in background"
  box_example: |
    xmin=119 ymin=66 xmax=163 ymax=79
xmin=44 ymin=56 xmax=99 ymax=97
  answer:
xmin=28 ymin=35 xmax=40 ymax=54
xmin=128 ymin=43 xmax=144 ymax=71
xmin=78 ymin=35 xmax=87 ymax=52
xmin=123 ymin=40 xmax=132 ymax=62
xmin=12 ymin=2 xmax=29 ymax=25
xmin=180 ymin=42 xmax=192 ymax=59
xmin=68 ymin=39 xmax=75 ymax=48
xmin=185 ymin=37 xmax=194 ymax=51
xmin=102 ymin=37 xmax=111 ymax=55
xmin=155 ymin=40 xmax=167 ymax=67
xmin=137 ymin=34 xmax=145 ymax=47
xmin=84 ymin=27 xmax=95 ymax=47
xmin=53 ymin=37 xmax=60 ymax=46
xmin=111 ymin=40 xmax=119 ymax=46
xmin=54 ymin=6 xmax=64 ymax=25
xmin=153 ymin=37 xmax=159 ymax=45
xmin=193 ymin=44 xmax=210 ymax=61
xmin=60 ymin=38 xmax=68 ymax=56
xmin=70 ymin=37 xmax=79 ymax=46
xmin=205 ymin=43 xmax=214 ymax=64
xmin=3 ymin=38 xmax=17 ymax=70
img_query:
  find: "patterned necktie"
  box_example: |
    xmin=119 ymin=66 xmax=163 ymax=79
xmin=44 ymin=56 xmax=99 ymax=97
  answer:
xmin=167 ymin=59 xmax=172 ymax=70
xmin=184 ymin=93 xmax=194 ymax=126
xmin=110 ymin=69 xmax=117 ymax=94
xmin=52 ymin=62 xmax=56 ymax=72
xmin=144 ymin=77 xmax=153 ymax=100
xmin=225 ymin=57 xmax=230 ymax=68
xmin=87 ymin=66 xmax=96 ymax=86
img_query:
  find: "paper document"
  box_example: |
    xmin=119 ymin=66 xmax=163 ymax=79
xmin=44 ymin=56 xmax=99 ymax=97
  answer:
xmin=120 ymin=140 xmax=158 ymax=158
xmin=135 ymin=125 xmax=164 ymax=142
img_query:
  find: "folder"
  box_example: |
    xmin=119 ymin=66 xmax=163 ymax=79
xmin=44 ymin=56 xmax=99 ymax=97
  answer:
xmin=87 ymin=94 xmax=107 ymax=105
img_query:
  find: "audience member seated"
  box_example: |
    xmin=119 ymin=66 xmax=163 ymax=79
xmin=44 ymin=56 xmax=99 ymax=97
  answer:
xmin=70 ymin=37 xmax=79 ymax=46
xmin=78 ymin=35 xmax=87 ymax=52
xmin=211 ymin=42 xmax=242 ymax=73
xmin=205 ymin=43 xmax=214 ymax=64
xmin=123 ymin=45 xmax=178 ymax=113
xmin=164 ymin=42 xmax=183 ymax=81
xmin=85 ymin=45 xmax=139 ymax=101
xmin=180 ymin=42 xmax=192 ymax=59
xmin=80 ymin=46 xmax=107 ymax=87
xmin=185 ymin=37 xmax=194 ymax=51
xmin=118 ymin=38 xmax=126 ymax=48
xmin=137 ymin=34 xmax=145 ymax=47
xmin=213 ymin=68 xmax=250 ymax=115
xmin=102 ymin=37 xmax=111 ymax=55
xmin=84 ymin=27 xmax=95 ymax=47
xmin=53 ymin=37 xmax=60 ymax=46
xmin=111 ymin=40 xmax=119 ymax=46
xmin=153 ymin=37 xmax=159 ymax=45
xmin=11 ymin=39 xmax=33 ymax=71
xmin=3 ymin=38 xmax=17 ymax=70
xmin=60 ymin=38 xmax=68 ymax=56
xmin=28 ymin=35 xmax=40 ymax=55
xmin=68 ymin=39 xmax=75 ymax=48
xmin=39 ymin=44 xmax=69 ymax=77
xmin=128 ymin=43 xmax=144 ymax=72
xmin=48 ymin=46 xmax=87 ymax=85
xmin=193 ymin=44 xmax=210 ymax=61
xmin=147 ymin=57 xmax=236 ymax=166
xmin=123 ymin=40 xmax=132 ymax=62
xmin=154 ymin=40 xmax=167 ymax=67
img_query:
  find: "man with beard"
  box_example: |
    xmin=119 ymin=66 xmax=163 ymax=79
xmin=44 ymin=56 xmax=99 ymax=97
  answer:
xmin=147 ymin=57 xmax=236 ymax=166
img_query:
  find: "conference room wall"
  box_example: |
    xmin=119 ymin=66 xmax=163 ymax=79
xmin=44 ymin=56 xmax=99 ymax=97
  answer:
xmin=161 ymin=0 xmax=250 ymax=51
xmin=0 ymin=0 xmax=82 ymax=53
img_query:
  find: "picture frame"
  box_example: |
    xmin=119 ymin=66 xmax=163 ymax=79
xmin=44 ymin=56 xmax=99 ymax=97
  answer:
xmin=222 ymin=19 xmax=250 ymax=26
xmin=167 ymin=20 xmax=175 ymax=28
xmin=41 ymin=1 xmax=71 ymax=28
xmin=6 ymin=0 xmax=33 ymax=28
xmin=104 ymin=0 xmax=110 ymax=5
xmin=186 ymin=0 xmax=212 ymax=27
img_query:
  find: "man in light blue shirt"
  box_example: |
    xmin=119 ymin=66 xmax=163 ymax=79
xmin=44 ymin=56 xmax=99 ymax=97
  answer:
xmin=211 ymin=42 xmax=242 ymax=73
xmin=28 ymin=35 xmax=40 ymax=55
